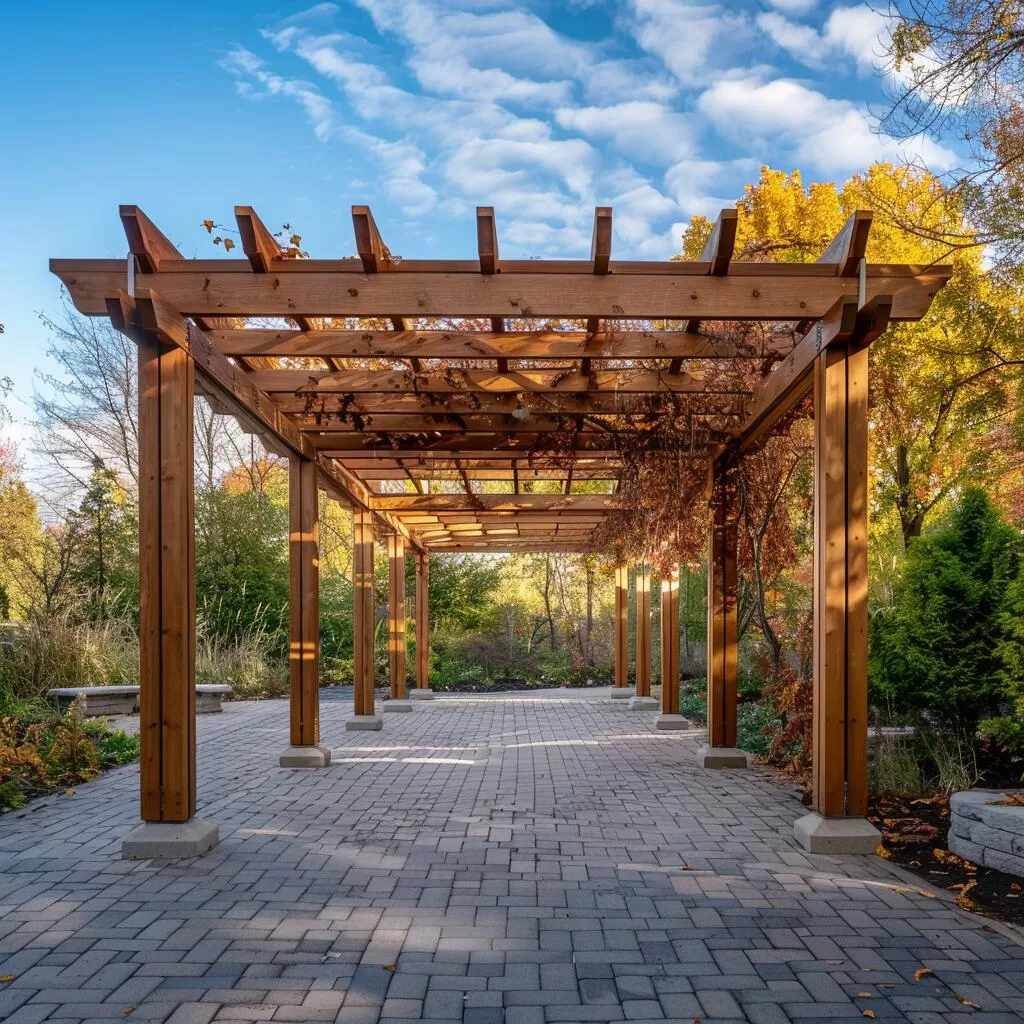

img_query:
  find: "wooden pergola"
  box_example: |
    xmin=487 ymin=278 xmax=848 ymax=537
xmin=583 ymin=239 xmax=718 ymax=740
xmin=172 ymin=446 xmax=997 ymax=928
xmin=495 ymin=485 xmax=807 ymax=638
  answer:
xmin=52 ymin=203 xmax=949 ymax=858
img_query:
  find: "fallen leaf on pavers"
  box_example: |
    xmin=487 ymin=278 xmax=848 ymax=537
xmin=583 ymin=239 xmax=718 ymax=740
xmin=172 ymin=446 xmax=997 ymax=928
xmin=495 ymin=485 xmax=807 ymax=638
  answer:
xmin=122 ymin=1008 xmax=134 ymax=1016
xmin=914 ymin=968 xmax=933 ymax=982
xmin=826 ymin=959 xmax=845 ymax=966
xmin=65 ymin=788 xmax=75 ymax=796
xmin=858 ymin=992 xmax=873 ymax=997
xmin=956 ymin=880 xmax=978 ymax=910
xmin=879 ymin=983 xmax=896 ymax=989
xmin=876 ymin=845 xmax=892 ymax=859
xmin=862 ymin=1010 xmax=876 ymax=1018
xmin=383 ymin=965 xmax=397 ymax=972
xmin=954 ymin=994 xmax=982 ymax=1009
xmin=918 ymin=890 xmax=937 ymax=898
xmin=0 ymin=976 xmax=15 ymax=983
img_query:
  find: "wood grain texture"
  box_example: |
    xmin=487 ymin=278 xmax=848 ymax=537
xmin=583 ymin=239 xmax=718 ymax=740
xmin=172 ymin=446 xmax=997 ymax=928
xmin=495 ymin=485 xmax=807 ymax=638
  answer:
xmin=289 ymin=457 xmax=321 ymax=746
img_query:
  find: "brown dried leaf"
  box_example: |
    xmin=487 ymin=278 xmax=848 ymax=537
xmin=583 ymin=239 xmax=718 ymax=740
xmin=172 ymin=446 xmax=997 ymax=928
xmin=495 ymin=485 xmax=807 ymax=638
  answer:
xmin=914 ymin=967 xmax=933 ymax=982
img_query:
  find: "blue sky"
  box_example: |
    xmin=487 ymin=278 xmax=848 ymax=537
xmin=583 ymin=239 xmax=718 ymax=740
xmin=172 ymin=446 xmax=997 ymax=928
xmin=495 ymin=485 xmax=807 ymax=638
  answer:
xmin=1 ymin=0 xmax=954 ymax=454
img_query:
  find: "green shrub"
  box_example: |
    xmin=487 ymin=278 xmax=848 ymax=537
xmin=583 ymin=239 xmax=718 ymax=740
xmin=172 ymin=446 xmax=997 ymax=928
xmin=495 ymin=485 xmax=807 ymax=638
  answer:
xmin=738 ymin=701 xmax=772 ymax=755
xmin=870 ymin=488 xmax=1021 ymax=734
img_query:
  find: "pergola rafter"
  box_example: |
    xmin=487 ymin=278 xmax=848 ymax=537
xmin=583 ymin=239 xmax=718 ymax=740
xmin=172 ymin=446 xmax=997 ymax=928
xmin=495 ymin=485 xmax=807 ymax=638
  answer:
xmin=51 ymin=201 xmax=950 ymax=859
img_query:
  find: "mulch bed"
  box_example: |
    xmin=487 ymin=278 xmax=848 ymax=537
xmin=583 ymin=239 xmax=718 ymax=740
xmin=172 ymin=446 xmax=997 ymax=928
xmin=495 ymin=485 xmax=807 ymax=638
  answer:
xmin=868 ymin=792 xmax=1024 ymax=927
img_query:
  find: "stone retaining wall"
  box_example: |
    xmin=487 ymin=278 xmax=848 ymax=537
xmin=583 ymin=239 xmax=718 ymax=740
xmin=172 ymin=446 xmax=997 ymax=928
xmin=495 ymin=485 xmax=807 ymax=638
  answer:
xmin=949 ymin=789 xmax=1024 ymax=878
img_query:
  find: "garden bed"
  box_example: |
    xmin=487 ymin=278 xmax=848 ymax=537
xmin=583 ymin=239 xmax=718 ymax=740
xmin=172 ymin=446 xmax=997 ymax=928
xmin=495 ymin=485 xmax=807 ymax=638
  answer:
xmin=868 ymin=792 xmax=1024 ymax=927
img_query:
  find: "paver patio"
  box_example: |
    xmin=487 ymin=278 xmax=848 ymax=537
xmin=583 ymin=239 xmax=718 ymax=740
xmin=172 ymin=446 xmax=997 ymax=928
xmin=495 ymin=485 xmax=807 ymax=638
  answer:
xmin=2 ymin=688 xmax=1023 ymax=1024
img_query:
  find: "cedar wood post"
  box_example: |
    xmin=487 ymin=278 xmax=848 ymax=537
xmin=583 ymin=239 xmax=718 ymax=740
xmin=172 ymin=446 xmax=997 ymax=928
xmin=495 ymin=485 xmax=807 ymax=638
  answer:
xmin=353 ymin=510 xmax=376 ymax=716
xmin=388 ymin=533 xmax=407 ymax=699
xmin=288 ymin=457 xmax=321 ymax=747
xmin=706 ymin=457 xmax=739 ymax=749
xmin=614 ymin=565 xmax=629 ymax=688
xmin=812 ymin=338 xmax=869 ymax=817
xmin=634 ymin=564 xmax=652 ymax=696
xmin=415 ymin=552 xmax=430 ymax=688
xmin=660 ymin=566 xmax=680 ymax=716
xmin=137 ymin=329 xmax=196 ymax=823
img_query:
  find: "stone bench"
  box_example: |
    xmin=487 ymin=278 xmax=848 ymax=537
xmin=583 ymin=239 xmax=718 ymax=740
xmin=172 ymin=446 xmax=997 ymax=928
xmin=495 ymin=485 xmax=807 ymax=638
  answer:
xmin=949 ymin=789 xmax=1024 ymax=878
xmin=48 ymin=684 xmax=233 ymax=717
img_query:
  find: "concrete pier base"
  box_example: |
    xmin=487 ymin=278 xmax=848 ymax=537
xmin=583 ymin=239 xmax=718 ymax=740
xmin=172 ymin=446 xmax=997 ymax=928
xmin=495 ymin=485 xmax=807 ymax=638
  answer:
xmin=345 ymin=715 xmax=384 ymax=731
xmin=384 ymin=700 xmax=413 ymax=713
xmin=655 ymin=714 xmax=692 ymax=731
xmin=696 ymin=744 xmax=750 ymax=768
xmin=278 ymin=745 xmax=332 ymax=768
xmin=122 ymin=818 xmax=219 ymax=860
xmin=794 ymin=812 xmax=881 ymax=855
xmin=276 ymin=745 xmax=331 ymax=770
xmin=610 ymin=687 xmax=634 ymax=700
xmin=627 ymin=695 xmax=659 ymax=710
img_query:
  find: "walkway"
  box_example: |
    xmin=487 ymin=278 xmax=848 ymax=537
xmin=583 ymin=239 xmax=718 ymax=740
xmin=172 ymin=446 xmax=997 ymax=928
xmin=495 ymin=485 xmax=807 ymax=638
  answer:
xmin=1 ymin=689 xmax=1023 ymax=1024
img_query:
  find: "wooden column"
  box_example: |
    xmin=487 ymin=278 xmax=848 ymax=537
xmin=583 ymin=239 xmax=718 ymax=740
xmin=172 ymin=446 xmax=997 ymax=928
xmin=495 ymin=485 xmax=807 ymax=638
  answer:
xmin=388 ymin=533 xmax=407 ymax=700
xmin=137 ymin=330 xmax=196 ymax=823
xmin=812 ymin=338 xmax=869 ymax=817
xmin=707 ymin=457 xmax=739 ymax=749
xmin=415 ymin=552 xmax=430 ymax=688
xmin=288 ymin=458 xmax=321 ymax=747
xmin=614 ymin=565 xmax=629 ymax=688
xmin=353 ymin=510 xmax=376 ymax=716
xmin=634 ymin=564 xmax=652 ymax=696
xmin=660 ymin=566 xmax=680 ymax=716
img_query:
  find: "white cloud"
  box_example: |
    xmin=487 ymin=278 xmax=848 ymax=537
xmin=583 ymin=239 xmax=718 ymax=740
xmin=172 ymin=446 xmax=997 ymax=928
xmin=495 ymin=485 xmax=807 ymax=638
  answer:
xmin=344 ymin=130 xmax=438 ymax=214
xmin=756 ymin=4 xmax=891 ymax=75
xmin=220 ymin=47 xmax=336 ymax=141
xmin=628 ymin=0 xmax=748 ymax=86
xmin=765 ymin=0 xmax=818 ymax=13
xmin=664 ymin=157 xmax=758 ymax=217
xmin=554 ymin=101 xmax=692 ymax=163
xmin=699 ymin=75 xmax=958 ymax=174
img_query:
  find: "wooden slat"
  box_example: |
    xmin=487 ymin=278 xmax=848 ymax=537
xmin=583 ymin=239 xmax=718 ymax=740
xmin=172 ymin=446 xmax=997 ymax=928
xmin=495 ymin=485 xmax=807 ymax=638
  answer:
xmin=353 ymin=205 xmax=391 ymax=272
xmin=236 ymin=206 xmax=284 ymax=272
xmin=387 ymin=533 xmax=407 ymax=701
xmin=374 ymin=494 xmax=612 ymax=512
xmin=252 ymin=367 xmax=747 ymax=396
xmin=353 ymin=509 xmax=375 ymax=717
xmin=700 ymin=209 xmax=738 ymax=276
xmin=120 ymin=204 xmax=183 ymax=274
xmin=208 ymin=328 xmax=751 ymax=361
xmin=477 ymin=207 xmax=500 ymax=276
xmin=415 ymin=552 xmax=430 ymax=690
xmin=818 ymin=211 xmax=872 ymax=276
xmin=591 ymin=207 xmax=612 ymax=275
xmin=51 ymin=261 xmax=950 ymax=321
xmin=289 ymin=457 xmax=321 ymax=747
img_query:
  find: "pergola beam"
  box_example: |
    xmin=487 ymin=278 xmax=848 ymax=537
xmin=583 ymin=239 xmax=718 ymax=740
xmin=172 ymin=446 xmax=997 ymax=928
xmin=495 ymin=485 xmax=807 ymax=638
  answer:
xmin=52 ymin=262 xmax=949 ymax=321
xmin=375 ymin=493 xmax=614 ymax=512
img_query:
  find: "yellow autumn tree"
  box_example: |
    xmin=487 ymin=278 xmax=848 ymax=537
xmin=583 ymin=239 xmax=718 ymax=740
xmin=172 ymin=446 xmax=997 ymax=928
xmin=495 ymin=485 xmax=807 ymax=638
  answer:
xmin=683 ymin=164 xmax=1024 ymax=561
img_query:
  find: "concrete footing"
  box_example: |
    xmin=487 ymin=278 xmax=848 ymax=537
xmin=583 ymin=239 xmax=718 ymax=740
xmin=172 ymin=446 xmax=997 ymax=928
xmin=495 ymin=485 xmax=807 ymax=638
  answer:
xmin=794 ymin=812 xmax=882 ymax=855
xmin=278 ymin=744 xmax=332 ymax=768
xmin=655 ymin=714 xmax=692 ymax=731
xmin=610 ymin=687 xmax=634 ymax=700
xmin=409 ymin=688 xmax=435 ymax=700
xmin=627 ymin=695 xmax=659 ymax=710
xmin=122 ymin=818 xmax=219 ymax=860
xmin=345 ymin=715 xmax=384 ymax=731
xmin=696 ymin=744 xmax=750 ymax=769
xmin=383 ymin=699 xmax=413 ymax=713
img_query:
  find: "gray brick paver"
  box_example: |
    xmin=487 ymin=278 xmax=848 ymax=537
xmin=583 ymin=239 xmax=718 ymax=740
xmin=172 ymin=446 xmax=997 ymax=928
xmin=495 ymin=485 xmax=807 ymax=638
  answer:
xmin=1 ymin=688 xmax=1023 ymax=1024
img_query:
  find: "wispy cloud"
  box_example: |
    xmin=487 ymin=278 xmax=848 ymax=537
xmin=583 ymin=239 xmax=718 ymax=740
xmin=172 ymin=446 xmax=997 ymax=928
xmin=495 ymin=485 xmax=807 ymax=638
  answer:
xmin=218 ymin=0 xmax=960 ymax=257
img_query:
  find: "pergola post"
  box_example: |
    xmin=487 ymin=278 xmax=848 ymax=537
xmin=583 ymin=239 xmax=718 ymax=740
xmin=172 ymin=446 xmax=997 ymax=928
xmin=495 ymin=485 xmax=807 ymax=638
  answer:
xmin=610 ymin=565 xmax=632 ymax=698
xmin=412 ymin=551 xmax=433 ymax=699
xmin=122 ymin=326 xmax=218 ymax=859
xmin=348 ymin=509 xmax=383 ymax=731
xmin=656 ymin=566 xmax=688 ymax=730
xmin=385 ymin=534 xmax=412 ymax=713
xmin=629 ymin=564 xmax=657 ymax=709
xmin=280 ymin=458 xmax=331 ymax=767
xmin=795 ymin=339 xmax=881 ymax=853
xmin=698 ymin=457 xmax=749 ymax=767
